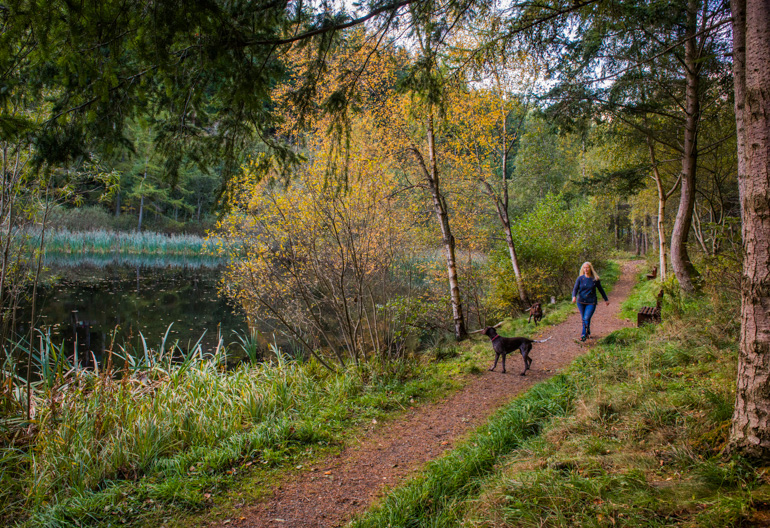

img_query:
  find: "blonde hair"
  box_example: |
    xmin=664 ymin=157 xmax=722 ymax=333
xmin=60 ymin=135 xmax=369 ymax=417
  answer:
xmin=580 ymin=261 xmax=600 ymax=280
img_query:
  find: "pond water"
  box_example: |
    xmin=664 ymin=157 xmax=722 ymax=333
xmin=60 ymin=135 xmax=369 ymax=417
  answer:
xmin=27 ymin=253 xmax=249 ymax=365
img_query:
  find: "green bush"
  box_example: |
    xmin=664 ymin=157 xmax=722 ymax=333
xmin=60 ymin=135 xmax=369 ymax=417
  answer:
xmin=486 ymin=194 xmax=611 ymax=314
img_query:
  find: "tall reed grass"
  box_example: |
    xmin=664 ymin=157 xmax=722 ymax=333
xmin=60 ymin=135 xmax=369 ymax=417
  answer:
xmin=31 ymin=228 xmax=216 ymax=256
xmin=42 ymin=251 xmax=223 ymax=269
xmin=0 ymin=325 xmax=449 ymax=527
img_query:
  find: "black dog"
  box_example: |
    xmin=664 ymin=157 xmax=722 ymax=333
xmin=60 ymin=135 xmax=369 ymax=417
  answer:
xmin=527 ymin=302 xmax=543 ymax=325
xmin=482 ymin=326 xmax=551 ymax=376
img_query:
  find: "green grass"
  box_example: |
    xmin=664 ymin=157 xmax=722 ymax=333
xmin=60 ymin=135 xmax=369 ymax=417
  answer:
xmin=2 ymin=259 xmax=669 ymax=528
xmin=0 ymin=333 xmax=462 ymax=527
xmin=349 ymin=375 xmax=577 ymax=528
xmin=1 ymin=323 xmax=479 ymax=528
xmin=350 ymin=264 xmax=767 ymax=528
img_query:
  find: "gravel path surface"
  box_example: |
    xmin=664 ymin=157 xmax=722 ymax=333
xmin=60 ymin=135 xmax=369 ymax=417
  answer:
xmin=219 ymin=260 xmax=641 ymax=528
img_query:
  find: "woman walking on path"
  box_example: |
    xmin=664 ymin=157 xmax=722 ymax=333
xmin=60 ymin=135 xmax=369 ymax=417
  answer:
xmin=572 ymin=262 xmax=609 ymax=341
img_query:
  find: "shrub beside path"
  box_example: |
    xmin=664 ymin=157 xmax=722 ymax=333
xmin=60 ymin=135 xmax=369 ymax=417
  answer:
xmin=222 ymin=260 xmax=641 ymax=528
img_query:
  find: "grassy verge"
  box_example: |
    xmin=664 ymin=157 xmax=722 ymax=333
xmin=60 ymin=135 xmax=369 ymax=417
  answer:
xmin=348 ymin=374 xmax=576 ymax=528
xmin=350 ymin=265 xmax=768 ymax=528
xmin=1 ymin=342 xmax=466 ymax=528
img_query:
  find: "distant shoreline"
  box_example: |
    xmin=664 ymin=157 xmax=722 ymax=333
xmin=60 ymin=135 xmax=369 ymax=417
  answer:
xmin=25 ymin=228 xmax=226 ymax=257
xmin=42 ymin=251 xmax=226 ymax=269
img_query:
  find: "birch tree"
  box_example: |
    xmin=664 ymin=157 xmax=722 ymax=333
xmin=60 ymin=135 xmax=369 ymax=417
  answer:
xmin=446 ymin=82 xmax=530 ymax=304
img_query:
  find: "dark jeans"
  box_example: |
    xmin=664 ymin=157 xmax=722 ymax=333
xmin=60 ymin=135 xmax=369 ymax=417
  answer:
xmin=577 ymin=302 xmax=596 ymax=338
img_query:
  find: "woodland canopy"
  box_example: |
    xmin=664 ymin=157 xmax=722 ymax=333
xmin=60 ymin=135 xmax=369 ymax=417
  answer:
xmin=1 ymin=0 xmax=769 ymax=464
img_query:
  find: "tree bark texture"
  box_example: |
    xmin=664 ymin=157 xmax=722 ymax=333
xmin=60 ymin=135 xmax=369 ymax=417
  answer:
xmin=138 ymin=194 xmax=144 ymax=231
xmin=483 ymin=178 xmax=528 ymax=304
xmin=138 ymin=169 xmax=146 ymax=232
xmin=657 ymin=196 xmax=668 ymax=280
xmin=729 ymin=0 xmax=770 ymax=462
xmin=423 ymin=113 xmax=468 ymax=340
xmin=499 ymin=117 xmax=528 ymax=304
xmin=647 ymin=136 xmax=677 ymax=281
xmin=503 ymin=219 xmax=528 ymax=304
xmin=670 ymin=0 xmax=701 ymax=292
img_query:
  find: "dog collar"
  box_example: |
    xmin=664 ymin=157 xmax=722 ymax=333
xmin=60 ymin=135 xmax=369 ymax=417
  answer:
xmin=491 ymin=334 xmax=501 ymax=341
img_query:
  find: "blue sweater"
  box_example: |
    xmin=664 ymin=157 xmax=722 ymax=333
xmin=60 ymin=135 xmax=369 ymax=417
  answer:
xmin=572 ymin=275 xmax=608 ymax=305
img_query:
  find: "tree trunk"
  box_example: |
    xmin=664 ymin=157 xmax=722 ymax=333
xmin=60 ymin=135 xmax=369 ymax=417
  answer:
xmin=137 ymin=194 xmax=144 ymax=231
xmin=692 ymin=203 xmax=711 ymax=255
xmin=115 ymin=191 xmax=121 ymax=217
xmin=634 ymin=223 xmax=641 ymax=255
xmin=647 ymin=137 xmax=680 ymax=281
xmin=729 ymin=0 xmax=770 ymax=462
xmin=137 ymin=169 xmax=146 ymax=232
xmin=670 ymin=0 xmax=701 ymax=292
xmin=422 ymin=112 xmax=467 ymax=340
xmin=27 ymin=188 xmax=51 ymax=419
xmin=500 ymin=118 xmax=528 ymax=304
xmin=503 ymin=220 xmax=527 ymax=304
xmin=644 ymin=215 xmax=650 ymax=254
xmin=657 ymin=196 xmax=668 ymax=280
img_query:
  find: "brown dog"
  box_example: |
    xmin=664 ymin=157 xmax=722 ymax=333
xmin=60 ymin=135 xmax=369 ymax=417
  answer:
xmin=527 ymin=302 xmax=543 ymax=325
xmin=482 ymin=326 xmax=551 ymax=375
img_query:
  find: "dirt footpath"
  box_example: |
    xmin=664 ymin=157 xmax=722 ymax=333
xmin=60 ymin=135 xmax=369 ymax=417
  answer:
xmin=221 ymin=261 xmax=641 ymax=528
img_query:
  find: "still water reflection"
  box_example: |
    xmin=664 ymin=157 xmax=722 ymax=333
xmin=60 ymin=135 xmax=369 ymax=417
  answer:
xmin=31 ymin=253 xmax=248 ymax=363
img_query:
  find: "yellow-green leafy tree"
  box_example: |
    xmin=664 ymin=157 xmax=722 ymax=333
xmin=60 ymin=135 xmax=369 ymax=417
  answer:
xmin=219 ymin=119 xmax=412 ymax=368
xmin=444 ymin=80 xmax=532 ymax=305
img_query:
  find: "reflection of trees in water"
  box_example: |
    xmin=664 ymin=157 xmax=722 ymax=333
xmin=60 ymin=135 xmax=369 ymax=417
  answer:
xmin=23 ymin=260 xmax=248 ymax=366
